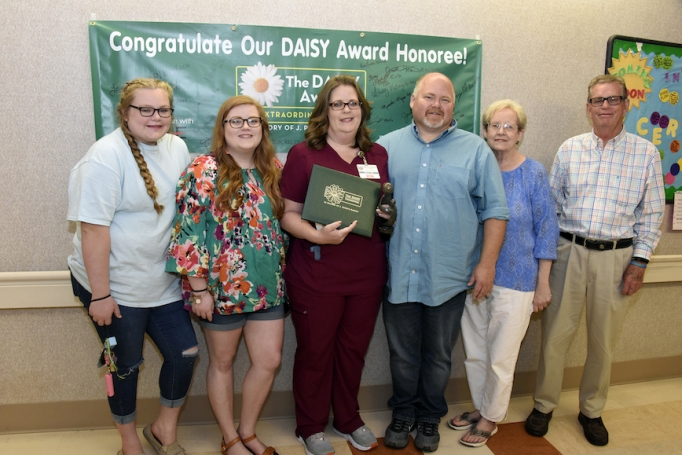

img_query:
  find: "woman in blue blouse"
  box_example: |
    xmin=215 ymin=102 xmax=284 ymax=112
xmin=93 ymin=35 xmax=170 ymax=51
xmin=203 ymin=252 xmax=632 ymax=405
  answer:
xmin=167 ymin=96 xmax=285 ymax=455
xmin=448 ymin=100 xmax=559 ymax=447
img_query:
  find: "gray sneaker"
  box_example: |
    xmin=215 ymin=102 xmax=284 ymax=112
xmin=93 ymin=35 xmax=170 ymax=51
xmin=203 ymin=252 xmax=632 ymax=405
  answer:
xmin=384 ymin=417 xmax=415 ymax=449
xmin=333 ymin=425 xmax=378 ymax=451
xmin=297 ymin=432 xmax=335 ymax=455
xmin=415 ymin=422 xmax=440 ymax=452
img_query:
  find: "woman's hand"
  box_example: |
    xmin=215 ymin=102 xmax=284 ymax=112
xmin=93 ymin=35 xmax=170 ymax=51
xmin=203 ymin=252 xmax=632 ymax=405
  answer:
xmin=89 ymin=296 xmax=122 ymax=326
xmin=192 ymin=292 xmax=215 ymax=322
xmin=532 ymin=280 xmax=552 ymax=312
xmin=314 ymin=220 xmax=358 ymax=245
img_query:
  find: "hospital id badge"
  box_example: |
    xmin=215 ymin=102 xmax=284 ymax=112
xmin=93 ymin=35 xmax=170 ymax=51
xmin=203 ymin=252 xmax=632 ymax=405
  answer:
xmin=357 ymin=164 xmax=380 ymax=179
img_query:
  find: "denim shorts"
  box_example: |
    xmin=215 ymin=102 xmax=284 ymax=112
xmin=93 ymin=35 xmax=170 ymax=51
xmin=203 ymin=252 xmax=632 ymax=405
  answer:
xmin=200 ymin=304 xmax=285 ymax=331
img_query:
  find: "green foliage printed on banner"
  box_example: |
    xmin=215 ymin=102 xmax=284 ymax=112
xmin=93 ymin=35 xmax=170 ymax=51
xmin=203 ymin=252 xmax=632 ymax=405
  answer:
xmin=89 ymin=21 xmax=482 ymax=154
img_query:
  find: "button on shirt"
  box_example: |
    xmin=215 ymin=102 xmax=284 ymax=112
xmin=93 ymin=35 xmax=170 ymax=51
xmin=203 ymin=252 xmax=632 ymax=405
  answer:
xmin=377 ymin=121 xmax=509 ymax=307
xmin=549 ymin=128 xmax=664 ymax=259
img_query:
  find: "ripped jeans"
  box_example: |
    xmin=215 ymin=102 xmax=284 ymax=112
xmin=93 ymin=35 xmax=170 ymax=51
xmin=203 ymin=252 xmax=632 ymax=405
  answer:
xmin=71 ymin=274 xmax=198 ymax=424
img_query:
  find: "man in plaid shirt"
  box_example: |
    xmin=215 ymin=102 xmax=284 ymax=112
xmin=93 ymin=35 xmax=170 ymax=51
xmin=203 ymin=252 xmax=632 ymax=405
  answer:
xmin=524 ymin=74 xmax=665 ymax=447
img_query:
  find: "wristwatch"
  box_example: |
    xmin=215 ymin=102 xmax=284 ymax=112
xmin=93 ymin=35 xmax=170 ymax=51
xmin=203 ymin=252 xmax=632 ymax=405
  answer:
xmin=191 ymin=288 xmax=208 ymax=306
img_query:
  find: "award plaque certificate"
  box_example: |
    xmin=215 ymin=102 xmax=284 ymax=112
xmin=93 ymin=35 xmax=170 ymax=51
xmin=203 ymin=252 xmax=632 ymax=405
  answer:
xmin=302 ymin=165 xmax=381 ymax=237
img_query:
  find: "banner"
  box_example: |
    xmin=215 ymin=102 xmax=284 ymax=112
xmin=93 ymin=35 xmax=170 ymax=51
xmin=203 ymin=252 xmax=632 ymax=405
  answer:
xmin=89 ymin=21 xmax=482 ymax=154
xmin=607 ymin=35 xmax=682 ymax=202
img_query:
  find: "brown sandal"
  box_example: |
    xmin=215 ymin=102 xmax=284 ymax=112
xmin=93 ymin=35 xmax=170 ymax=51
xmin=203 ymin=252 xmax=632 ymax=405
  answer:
xmin=222 ymin=436 xmax=242 ymax=455
xmin=241 ymin=434 xmax=279 ymax=455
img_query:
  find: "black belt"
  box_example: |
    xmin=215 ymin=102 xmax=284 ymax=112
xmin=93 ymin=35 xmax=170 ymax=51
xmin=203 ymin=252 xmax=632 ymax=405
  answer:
xmin=560 ymin=231 xmax=633 ymax=251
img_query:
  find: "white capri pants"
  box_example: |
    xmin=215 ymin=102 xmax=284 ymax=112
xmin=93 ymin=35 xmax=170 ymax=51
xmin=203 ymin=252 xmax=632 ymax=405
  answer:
xmin=461 ymin=285 xmax=534 ymax=422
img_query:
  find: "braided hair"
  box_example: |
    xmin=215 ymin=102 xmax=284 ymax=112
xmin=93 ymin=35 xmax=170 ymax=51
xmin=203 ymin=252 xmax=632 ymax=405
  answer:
xmin=117 ymin=78 xmax=174 ymax=214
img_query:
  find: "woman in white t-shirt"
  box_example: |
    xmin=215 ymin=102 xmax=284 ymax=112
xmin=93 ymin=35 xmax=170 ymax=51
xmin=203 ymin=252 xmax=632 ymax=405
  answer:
xmin=68 ymin=78 xmax=197 ymax=455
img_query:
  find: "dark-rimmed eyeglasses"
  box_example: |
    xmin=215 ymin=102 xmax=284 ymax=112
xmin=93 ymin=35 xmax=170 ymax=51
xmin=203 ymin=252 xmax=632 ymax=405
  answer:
xmin=588 ymin=96 xmax=625 ymax=107
xmin=329 ymin=100 xmax=362 ymax=111
xmin=486 ymin=122 xmax=517 ymax=132
xmin=129 ymin=105 xmax=174 ymax=118
xmin=224 ymin=117 xmax=263 ymax=128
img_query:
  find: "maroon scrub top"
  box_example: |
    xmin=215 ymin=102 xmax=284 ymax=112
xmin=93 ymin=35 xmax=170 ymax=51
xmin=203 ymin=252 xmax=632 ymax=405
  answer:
xmin=281 ymin=141 xmax=389 ymax=295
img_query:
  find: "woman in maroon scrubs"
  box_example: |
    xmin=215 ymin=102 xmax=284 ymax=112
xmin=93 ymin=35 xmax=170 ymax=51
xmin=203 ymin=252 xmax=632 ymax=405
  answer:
xmin=280 ymin=75 xmax=389 ymax=455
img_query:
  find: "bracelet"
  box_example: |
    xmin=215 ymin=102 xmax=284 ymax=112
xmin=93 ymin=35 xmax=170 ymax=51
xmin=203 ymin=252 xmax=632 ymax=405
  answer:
xmin=90 ymin=294 xmax=111 ymax=303
xmin=629 ymin=261 xmax=647 ymax=269
xmin=631 ymin=256 xmax=649 ymax=264
xmin=191 ymin=287 xmax=208 ymax=294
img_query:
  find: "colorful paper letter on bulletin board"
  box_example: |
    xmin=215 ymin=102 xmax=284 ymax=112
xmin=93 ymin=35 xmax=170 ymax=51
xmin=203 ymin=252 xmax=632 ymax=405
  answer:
xmin=607 ymin=35 xmax=682 ymax=202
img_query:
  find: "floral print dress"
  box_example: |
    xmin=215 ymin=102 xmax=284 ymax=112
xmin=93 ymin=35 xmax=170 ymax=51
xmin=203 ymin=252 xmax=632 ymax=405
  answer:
xmin=166 ymin=154 xmax=285 ymax=315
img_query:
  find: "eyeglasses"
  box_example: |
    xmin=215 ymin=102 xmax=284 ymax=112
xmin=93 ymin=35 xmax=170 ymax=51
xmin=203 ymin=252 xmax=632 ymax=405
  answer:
xmin=588 ymin=96 xmax=625 ymax=107
xmin=329 ymin=100 xmax=362 ymax=111
xmin=487 ymin=122 xmax=517 ymax=132
xmin=224 ymin=117 xmax=263 ymax=128
xmin=129 ymin=105 xmax=174 ymax=118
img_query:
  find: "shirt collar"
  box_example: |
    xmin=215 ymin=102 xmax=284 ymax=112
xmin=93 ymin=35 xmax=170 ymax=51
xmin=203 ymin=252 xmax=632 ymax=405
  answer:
xmin=591 ymin=125 xmax=627 ymax=148
xmin=411 ymin=119 xmax=458 ymax=144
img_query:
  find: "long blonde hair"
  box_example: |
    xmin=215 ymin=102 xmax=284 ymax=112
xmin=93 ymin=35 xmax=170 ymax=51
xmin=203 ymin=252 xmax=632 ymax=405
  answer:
xmin=117 ymin=78 xmax=174 ymax=214
xmin=211 ymin=96 xmax=284 ymax=219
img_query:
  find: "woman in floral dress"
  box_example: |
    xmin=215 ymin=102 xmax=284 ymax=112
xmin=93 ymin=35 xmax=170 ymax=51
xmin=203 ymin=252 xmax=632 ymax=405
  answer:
xmin=167 ymin=96 xmax=285 ymax=455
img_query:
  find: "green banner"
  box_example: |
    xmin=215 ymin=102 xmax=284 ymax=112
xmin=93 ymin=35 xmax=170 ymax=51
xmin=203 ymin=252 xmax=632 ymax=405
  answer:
xmin=89 ymin=21 xmax=482 ymax=154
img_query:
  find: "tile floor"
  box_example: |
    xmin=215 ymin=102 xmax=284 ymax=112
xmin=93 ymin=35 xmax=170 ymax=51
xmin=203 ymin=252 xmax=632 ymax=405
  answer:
xmin=1 ymin=377 xmax=681 ymax=454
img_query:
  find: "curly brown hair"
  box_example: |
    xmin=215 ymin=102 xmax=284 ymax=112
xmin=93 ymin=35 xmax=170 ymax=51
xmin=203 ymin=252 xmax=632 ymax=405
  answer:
xmin=117 ymin=78 xmax=174 ymax=214
xmin=211 ymin=95 xmax=284 ymax=219
xmin=304 ymin=75 xmax=373 ymax=152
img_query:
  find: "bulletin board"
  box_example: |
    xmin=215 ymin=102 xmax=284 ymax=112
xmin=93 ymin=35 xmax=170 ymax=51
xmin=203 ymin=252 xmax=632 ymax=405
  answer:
xmin=606 ymin=35 xmax=682 ymax=202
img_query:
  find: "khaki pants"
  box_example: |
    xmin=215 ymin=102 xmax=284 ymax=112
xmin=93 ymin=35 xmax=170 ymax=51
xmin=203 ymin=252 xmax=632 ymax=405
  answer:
xmin=533 ymin=236 xmax=632 ymax=418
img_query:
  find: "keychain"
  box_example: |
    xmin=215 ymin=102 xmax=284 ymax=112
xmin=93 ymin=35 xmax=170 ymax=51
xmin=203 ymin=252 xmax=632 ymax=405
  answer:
xmin=102 ymin=337 xmax=118 ymax=397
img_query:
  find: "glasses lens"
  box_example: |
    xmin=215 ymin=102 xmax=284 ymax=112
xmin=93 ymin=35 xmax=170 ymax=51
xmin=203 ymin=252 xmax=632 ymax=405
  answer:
xmin=139 ymin=107 xmax=153 ymax=117
xmin=490 ymin=123 xmax=502 ymax=130
xmin=503 ymin=124 xmax=516 ymax=131
xmin=247 ymin=118 xmax=262 ymax=127
xmin=348 ymin=101 xmax=360 ymax=109
xmin=158 ymin=108 xmax=173 ymax=118
xmin=330 ymin=101 xmax=344 ymax=110
xmin=590 ymin=97 xmax=605 ymax=106
xmin=227 ymin=118 xmax=243 ymax=128
xmin=607 ymin=96 xmax=623 ymax=105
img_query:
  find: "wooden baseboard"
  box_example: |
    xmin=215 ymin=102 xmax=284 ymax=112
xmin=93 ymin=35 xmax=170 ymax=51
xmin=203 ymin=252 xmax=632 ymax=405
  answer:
xmin=2 ymin=355 xmax=680 ymax=434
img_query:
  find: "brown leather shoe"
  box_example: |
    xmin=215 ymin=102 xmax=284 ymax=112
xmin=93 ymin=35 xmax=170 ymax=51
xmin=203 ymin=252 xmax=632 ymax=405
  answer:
xmin=525 ymin=408 xmax=553 ymax=437
xmin=578 ymin=412 xmax=608 ymax=446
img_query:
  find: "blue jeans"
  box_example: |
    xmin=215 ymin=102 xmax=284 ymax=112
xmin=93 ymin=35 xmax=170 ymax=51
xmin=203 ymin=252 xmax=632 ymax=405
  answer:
xmin=383 ymin=291 xmax=466 ymax=424
xmin=71 ymin=274 xmax=198 ymax=424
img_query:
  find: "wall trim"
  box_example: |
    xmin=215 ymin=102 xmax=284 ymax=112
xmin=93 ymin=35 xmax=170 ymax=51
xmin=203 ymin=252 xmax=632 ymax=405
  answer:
xmin=2 ymin=355 xmax=680 ymax=434
xmin=2 ymin=254 xmax=681 ymax=310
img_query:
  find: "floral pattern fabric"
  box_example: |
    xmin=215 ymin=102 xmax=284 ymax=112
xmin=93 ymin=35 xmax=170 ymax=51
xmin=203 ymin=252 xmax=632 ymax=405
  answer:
xmin=166 ymin=154 xmax=285 ymax=315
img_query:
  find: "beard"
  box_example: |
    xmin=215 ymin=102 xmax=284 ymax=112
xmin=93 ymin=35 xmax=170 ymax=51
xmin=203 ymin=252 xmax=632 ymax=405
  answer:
xmin=421 ymin=116 xmax=445 ymax=129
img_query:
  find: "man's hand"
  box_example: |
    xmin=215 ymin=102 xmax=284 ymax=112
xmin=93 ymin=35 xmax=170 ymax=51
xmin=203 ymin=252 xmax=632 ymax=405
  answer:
xmin=468 ymin=262 xmax=495 ymax=300
xmin=621 ymin=263 xmax=645 ymax=296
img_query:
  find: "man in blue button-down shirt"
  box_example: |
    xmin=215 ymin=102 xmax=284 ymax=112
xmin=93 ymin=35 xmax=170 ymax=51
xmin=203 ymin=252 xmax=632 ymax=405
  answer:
xmin=377 ymin=73 xmax=509 ymax=452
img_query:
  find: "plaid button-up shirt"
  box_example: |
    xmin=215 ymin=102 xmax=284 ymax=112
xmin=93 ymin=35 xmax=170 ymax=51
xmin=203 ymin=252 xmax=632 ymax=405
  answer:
xmin=549 ymin=127 xmax=665 ymax=259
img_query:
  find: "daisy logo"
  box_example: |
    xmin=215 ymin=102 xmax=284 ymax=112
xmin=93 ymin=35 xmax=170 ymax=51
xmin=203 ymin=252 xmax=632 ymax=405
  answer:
xmin=324 ymin=184 xmax=363 ymax=207
xmin=238 ymin=62 xmax=285 ymax=107
xmin=324 ymin=184 xmax=345 ymax=205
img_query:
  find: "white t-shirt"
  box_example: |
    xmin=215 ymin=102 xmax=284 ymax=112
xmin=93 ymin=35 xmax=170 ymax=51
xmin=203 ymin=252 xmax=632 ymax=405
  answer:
xmin=68 ymin=128 xmax=191 ymax=308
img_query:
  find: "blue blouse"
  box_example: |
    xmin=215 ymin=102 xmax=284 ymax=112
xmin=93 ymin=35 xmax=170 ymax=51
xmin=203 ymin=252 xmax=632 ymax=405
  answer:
xmin=495 ymin=158 xmax=559 ymax=292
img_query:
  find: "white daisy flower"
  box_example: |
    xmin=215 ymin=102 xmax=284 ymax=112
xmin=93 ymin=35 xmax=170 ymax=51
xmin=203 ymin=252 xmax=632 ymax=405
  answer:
xmin=238 ymin=62 xmax=284 ymax=107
